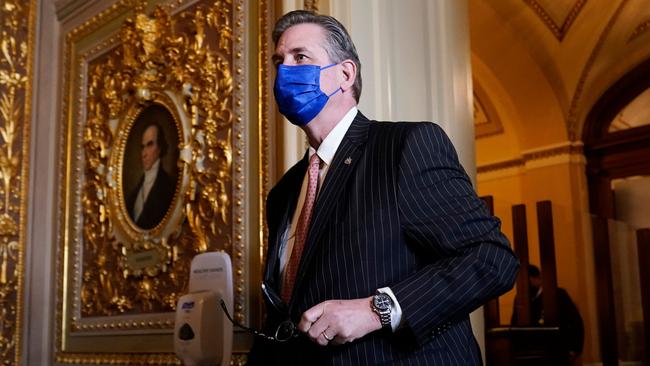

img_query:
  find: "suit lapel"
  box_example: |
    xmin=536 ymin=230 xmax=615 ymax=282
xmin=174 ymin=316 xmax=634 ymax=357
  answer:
xmin=292 ymin=113 xmax=371 ymax=297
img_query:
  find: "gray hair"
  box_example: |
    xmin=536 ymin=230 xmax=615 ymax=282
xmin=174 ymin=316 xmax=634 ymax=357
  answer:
xmin=273 ymin=10 xmax=362 ymax=103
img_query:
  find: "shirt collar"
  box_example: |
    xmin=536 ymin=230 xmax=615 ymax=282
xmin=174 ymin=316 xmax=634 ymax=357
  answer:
xmin=144 ymin=159 xmax=160 ymax=183
xmin=308 ymin=106 xmax=358 ymax=165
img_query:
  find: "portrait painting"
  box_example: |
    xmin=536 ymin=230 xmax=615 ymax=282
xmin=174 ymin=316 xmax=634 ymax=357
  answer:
xmin=122 ymin=104 xmax=180 ymax=230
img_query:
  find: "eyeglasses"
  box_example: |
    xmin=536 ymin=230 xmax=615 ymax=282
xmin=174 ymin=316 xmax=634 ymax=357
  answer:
xmin=220 ymin=299 xmax=300 ymax=342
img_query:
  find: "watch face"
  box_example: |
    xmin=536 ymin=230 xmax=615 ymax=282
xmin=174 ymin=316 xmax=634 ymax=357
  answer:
xmin=373 ymin=294 xmax=392 ymax=311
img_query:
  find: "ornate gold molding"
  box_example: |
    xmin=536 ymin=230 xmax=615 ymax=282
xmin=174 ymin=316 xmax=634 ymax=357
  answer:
xmin=56 ymin=353 xmax=246 ymax=365
xmin=304 ymin=0 xmax=319 ymax=12
xmin=66 ymin=0 xmax=133 ymax=43
xmin=523 ymin=0 xmax=587 ymax=41
xmin=477 ymin=158 xmax=525 ymax=175
xmin=55 ymin=353 xmax=180 ymax=365
xmin=258 ymin=0 xmax=272 ymax=274
xmin=521 ymin=142 xmax=584 ymax=161
xmin=0 ymin=0 xmax=36 ymax=364
xmin=477 ymin=142 xmax=585 ymax=174
xmin=567 ymin=0 xmax=628 ymax=141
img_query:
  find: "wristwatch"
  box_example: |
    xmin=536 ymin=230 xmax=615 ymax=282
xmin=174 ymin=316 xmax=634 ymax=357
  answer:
xmin=371 ymin=292 xmax=393 ymax=328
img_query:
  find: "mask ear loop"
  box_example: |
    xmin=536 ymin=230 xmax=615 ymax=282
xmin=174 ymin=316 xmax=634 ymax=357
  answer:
xmin=320 ymin=63 xmax=343 ymax=97
xmin=327 ymin=87 xmax=342 ymax=97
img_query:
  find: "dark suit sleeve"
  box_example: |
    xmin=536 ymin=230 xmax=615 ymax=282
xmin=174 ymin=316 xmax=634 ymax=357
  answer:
xmin=391 ymin=122 xmax=519 ymax=344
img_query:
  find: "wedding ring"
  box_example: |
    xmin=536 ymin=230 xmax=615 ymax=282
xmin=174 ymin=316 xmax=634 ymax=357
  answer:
xmin=322 ymin=331 xmax=333 ymax=341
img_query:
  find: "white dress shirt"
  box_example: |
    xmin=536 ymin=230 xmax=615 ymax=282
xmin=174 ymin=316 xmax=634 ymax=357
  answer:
xmin=133 ymin=158 xmax=160 ymax=221
xmin=278 ymin=107 xmax=403 ymax=331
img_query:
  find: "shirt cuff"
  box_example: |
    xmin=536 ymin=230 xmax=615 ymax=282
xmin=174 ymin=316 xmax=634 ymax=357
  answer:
xmin=377 ymin=287 xmax=403 ymax=332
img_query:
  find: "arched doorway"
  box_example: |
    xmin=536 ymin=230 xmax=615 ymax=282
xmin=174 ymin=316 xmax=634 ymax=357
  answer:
xmin=583 ymin=58 xmax=650 ymax=217
xmin=583 ymin=57 xmax=650 ymax=366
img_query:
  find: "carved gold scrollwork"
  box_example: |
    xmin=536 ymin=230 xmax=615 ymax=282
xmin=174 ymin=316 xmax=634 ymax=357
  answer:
xmin=80 ymin=1 xmax=234 ymax=319
xmin=0 ymin=0 xmax=33 ymax=362
xmin=304 ymin=0 xmax=319 ymax=12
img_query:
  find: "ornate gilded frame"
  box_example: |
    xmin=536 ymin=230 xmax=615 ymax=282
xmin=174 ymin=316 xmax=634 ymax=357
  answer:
xmin=56 ymin=0 xmax=272 ymax=364
xmin=0 ymin=0 xmax=36 ymax=364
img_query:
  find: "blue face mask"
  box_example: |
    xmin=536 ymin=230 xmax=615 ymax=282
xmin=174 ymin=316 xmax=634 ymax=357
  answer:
xmin=274 ymin=63 xmax=341 ymax=126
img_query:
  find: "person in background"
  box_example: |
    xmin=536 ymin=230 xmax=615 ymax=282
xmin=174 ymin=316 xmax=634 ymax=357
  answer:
xmin=512 ymin=264 xmax=584 ymax=365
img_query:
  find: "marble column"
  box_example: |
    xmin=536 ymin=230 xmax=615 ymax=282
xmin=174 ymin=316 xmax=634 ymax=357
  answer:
xmin=329 ymin=0 xmax=475 ymax=175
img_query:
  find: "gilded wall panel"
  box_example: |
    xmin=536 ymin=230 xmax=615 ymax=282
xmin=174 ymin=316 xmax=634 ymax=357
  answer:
xmin=56 ymin=0 xmax=270 ymax=363
xmin=0 ymin=0 xmax=35 ymax=364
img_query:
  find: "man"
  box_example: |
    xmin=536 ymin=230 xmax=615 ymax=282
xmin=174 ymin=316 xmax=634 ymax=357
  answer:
xmin=247 ymin=10 xmax=519 ymax=365
xmin=125 ymin=122 xmax=175 ymax=230
xmin=512 ymin=265 xmax=584 ymax=365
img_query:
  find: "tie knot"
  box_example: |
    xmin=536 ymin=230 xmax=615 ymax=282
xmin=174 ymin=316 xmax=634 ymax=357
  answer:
xmin=309 ymin=153 xmax=321 ymax=167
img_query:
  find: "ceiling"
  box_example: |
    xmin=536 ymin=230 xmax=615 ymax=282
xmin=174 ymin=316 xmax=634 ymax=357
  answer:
xmin=469 ymin=0 xmax=650 ymax=145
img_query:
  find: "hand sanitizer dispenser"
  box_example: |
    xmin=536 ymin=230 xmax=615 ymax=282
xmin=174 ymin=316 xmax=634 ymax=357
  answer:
xmin=174 ymin=252 xmax=233 ymax=366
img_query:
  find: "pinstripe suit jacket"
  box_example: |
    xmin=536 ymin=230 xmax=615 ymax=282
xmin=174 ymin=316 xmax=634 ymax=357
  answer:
xmin=248 ymin=112 xmax=519 ymax=365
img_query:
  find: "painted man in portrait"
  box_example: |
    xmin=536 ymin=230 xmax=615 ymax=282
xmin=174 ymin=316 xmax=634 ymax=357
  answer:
xmin=126 ymin=122 xmax=175 ymax=229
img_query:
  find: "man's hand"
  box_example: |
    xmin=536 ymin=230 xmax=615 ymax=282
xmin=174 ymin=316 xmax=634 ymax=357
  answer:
xmin=298 ymin=296 xmax=382 ymax=346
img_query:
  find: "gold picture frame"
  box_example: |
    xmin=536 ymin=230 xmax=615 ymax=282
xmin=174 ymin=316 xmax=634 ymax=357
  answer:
xmin=0 ymin=0 xmax=36 ymax=364
xmin=56 ymin=0 xmax=271 ymax=363
xmin=112 ymin=94 xmax=187 ymax=278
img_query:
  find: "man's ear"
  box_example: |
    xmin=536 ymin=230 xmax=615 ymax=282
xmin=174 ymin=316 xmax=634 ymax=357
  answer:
xmin=339 ymin=59 xmax=357 ymax=92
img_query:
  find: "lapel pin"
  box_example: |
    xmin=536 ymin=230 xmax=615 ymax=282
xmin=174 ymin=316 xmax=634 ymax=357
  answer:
xmin=344 ymin=157 xmax=352 ymax=165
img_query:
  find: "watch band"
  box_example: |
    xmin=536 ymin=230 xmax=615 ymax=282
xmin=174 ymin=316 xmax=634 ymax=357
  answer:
xmin=372 ymin=292 xmax=393 ymax=328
